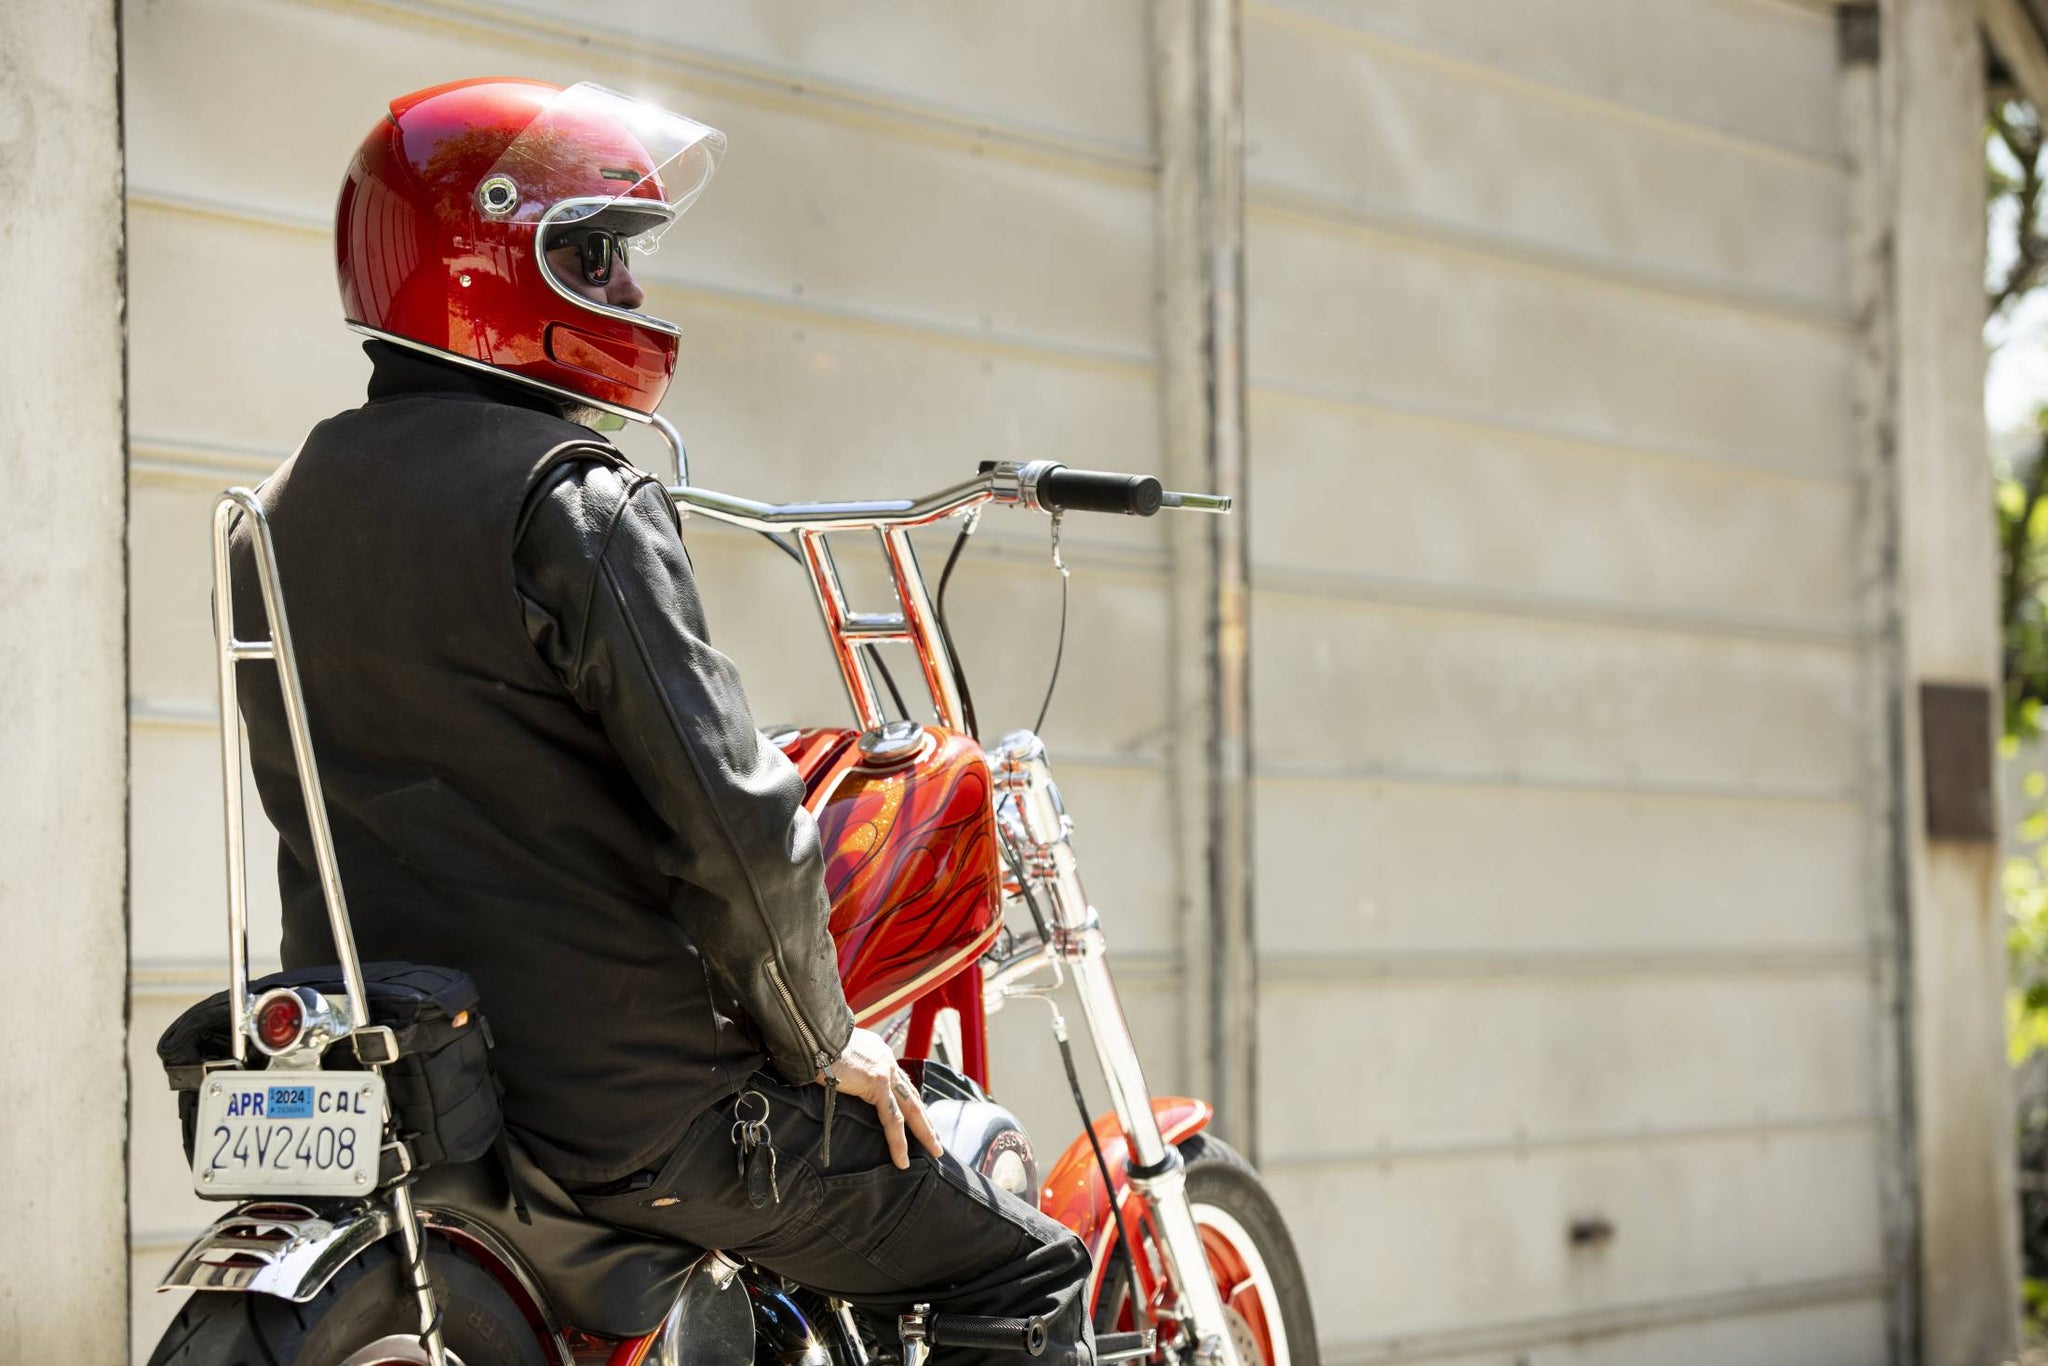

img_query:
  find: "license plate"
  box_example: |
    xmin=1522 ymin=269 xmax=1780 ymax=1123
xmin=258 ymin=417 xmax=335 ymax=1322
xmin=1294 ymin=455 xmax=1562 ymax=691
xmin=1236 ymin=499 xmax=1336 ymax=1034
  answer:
xmin=191 ymin=1070 xmax=385 ymax=1197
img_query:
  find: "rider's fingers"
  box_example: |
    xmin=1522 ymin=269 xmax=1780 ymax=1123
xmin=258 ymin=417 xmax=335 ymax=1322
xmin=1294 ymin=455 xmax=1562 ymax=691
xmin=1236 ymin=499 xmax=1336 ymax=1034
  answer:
xmin=902 ymin=1087 xmax=944 ymax=1159
xmin=880 ymin=1089 xmax=911 ymax=1170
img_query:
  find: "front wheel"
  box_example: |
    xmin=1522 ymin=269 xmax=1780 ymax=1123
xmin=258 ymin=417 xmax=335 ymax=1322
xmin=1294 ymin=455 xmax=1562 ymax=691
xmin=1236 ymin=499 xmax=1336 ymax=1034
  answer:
xmin=1093 ymin=1133 xmax=1318 ymax=1366
xmin=147 ymin=1241 xmax=548 ymax=1366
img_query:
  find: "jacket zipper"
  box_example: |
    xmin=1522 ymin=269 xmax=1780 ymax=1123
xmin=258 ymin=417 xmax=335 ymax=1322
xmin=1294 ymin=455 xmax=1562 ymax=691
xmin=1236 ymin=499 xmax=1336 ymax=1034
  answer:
xmin=763 ymin=957 xmax=840 ymax=1166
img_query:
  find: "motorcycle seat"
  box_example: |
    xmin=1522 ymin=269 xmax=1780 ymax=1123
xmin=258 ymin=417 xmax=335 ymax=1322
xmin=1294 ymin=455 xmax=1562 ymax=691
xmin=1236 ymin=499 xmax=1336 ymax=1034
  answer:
xmin=410 ymin=1134 xmax=703 ymax=1338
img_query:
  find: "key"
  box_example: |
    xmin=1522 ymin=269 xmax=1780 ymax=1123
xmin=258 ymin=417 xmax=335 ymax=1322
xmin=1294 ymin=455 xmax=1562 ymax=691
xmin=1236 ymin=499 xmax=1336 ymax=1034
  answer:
xmin=745 ymin=1138 xmax=780 ymax=1209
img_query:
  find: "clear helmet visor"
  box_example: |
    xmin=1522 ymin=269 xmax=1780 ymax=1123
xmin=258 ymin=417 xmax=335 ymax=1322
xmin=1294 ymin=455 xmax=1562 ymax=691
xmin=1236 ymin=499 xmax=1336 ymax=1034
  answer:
xmin=479 ymin=82 xmax=726 ymax=329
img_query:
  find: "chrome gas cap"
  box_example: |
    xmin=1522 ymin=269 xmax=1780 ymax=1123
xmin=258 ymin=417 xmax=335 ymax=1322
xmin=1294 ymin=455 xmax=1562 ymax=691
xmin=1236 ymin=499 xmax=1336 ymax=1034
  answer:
xmin=857 ymin=719 xmax=925 ymax=765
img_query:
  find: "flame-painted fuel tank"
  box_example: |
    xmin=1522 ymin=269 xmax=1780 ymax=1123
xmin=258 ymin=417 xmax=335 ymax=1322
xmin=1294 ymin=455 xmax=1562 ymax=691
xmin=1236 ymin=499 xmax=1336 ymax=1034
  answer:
xmin=776 ymin=726 xmax=1002 ymax=1023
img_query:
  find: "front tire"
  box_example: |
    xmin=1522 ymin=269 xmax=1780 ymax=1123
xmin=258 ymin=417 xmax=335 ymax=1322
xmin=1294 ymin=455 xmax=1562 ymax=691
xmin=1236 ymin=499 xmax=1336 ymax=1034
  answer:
xmin=1092 ymin=1133 xmax=1318 ymax=1366
xmin=147 ymin=1241 xmax=547 ymax=1366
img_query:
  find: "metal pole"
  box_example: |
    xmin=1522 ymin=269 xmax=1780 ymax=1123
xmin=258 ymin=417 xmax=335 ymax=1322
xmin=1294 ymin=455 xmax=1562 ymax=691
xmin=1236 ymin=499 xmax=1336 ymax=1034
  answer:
xmin=211 ymin=496 xmax=256 ymax=1062
xmin=1153 ymin=0 xmax=1256 ymax=1155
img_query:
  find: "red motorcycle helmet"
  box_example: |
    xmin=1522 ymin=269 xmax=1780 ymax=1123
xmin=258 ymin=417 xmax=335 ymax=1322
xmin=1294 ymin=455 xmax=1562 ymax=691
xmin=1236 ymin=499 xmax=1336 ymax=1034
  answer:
xmin=336 ymin=78 xmax=724 ymax=421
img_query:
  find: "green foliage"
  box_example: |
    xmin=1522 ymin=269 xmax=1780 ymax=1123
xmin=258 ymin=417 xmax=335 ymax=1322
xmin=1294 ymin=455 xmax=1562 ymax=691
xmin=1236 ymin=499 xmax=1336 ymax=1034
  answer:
xmin=2011 ymin=847 xmax=2048 ymax=1065
xmin=1998 ymin=415 xmax=2048 ymax=745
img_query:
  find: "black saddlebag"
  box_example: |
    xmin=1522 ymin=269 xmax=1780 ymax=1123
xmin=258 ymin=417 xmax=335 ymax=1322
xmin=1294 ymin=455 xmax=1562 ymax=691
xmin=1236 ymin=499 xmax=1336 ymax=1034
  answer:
xmin=157 ymin=962 xmax=502 ymax=1173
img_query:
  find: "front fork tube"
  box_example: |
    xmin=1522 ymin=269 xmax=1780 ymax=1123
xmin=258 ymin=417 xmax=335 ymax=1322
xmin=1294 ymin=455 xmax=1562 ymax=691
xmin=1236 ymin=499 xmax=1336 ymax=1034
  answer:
xmin=992 ymin=732 xmax=1241 ymax=1366
xmin=1068 ymin=935 xmax=1238 ymax=1366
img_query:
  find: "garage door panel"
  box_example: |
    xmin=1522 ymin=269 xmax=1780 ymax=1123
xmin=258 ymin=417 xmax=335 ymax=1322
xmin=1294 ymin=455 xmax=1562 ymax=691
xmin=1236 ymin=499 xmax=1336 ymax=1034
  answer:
xmin=130 ymin=475 xmax=251 ymax=705
xmin=1042 ymin=767 xmax=1177 ymax=953
xmin=1246 ymin=11 xmax=1847 ymax=310
xmin=1266 ymin=1127 xmax=1882 ymax=1349
xmin=1254 ymin=0 xmax=1842 ymax=162
xmin=1254 ymin=778 xmax=1864 ymax=956
xmin=131 ymin=725 xmax=284 ymax=969
xmin=127 ymin=989 xmax=226 ymax=1244
xmin=485 ymin=0 xmax=1152 ymax=151
xmin=1251 ymin=596 xmax=1862 ymax=793
xmin=1255 ymin=974 xmax=1874 ymax=1162
xmin=1248 ymin=214 xmax=1853 ymax=479
xmin=127 ymin=211 xmax=368 ymax=453
xmin=1249 ymin=394 xmax=1857 ymax=633
xmin=125 ymin=0 xmax=1154 ymax=358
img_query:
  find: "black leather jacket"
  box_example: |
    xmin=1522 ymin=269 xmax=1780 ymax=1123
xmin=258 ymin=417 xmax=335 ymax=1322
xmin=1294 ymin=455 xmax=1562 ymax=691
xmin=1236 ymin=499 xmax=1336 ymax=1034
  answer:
xmin=236 ymin=343 xmax=854 ymax=1182
xmin=513 ymin=452 xmax=858 ymax=1081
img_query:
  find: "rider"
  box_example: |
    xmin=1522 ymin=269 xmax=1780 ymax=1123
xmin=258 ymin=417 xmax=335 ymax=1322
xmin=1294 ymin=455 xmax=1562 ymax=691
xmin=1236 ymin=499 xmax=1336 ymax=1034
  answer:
xmin=230 ymin=78 xmax=1092 ymax=1361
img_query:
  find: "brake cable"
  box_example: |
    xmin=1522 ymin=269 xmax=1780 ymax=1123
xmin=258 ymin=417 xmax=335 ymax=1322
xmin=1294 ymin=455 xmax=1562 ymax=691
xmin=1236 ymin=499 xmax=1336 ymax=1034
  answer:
xmin=934 ymin=511 xmax=983 ymax=741
xmin=1031 ymin=512 xmax=1070 ymax=738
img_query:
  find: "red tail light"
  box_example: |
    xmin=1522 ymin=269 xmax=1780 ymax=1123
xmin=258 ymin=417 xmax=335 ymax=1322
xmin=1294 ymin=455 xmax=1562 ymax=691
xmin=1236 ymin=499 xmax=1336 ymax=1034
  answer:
xmin=252 ymin=990 xmax=307 ymax=1054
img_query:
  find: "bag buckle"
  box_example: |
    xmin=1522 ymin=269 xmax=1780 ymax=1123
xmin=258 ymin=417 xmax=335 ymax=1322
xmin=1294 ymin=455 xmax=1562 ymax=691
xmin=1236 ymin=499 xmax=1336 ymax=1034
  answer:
xmin=353 ymin=1026 xmax=400 ymax=1067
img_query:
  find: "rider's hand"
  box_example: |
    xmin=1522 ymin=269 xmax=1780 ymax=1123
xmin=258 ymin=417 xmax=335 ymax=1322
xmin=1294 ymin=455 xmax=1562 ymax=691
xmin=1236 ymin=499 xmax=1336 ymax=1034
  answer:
xmin=822 ymin=1027 xmax=944 ymax=1170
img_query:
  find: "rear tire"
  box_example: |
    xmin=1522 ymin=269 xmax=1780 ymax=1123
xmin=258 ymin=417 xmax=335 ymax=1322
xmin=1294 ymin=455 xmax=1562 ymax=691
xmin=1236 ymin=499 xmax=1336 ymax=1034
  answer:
xmin=147 ymin=1240 xmax=547 ymax=1366
xmin=1092 ymin=1133 xmax=1318 ymax=1366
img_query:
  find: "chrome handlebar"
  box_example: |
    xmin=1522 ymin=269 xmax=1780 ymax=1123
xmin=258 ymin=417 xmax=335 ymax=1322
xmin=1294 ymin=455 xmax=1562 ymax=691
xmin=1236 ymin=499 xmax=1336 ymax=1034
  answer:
xmin=661 ymin=459 xmax=1230 ymax=533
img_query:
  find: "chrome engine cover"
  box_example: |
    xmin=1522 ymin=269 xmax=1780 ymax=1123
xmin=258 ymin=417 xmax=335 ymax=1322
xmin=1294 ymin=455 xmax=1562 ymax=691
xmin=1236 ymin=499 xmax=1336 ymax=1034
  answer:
xmin=926 ymin=1095 xmax=1041 ymax=1203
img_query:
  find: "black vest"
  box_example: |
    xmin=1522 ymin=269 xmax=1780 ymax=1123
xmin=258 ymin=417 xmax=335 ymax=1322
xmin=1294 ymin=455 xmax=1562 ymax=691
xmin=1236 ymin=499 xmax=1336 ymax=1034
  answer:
xmin=231 ymin=382 xmax=762 ymax=1183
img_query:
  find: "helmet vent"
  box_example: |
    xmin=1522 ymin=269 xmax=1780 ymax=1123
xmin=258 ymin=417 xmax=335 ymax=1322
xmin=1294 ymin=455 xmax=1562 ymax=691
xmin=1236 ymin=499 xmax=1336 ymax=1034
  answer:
xmin=476 ymin=175 xmax=518 ymax=217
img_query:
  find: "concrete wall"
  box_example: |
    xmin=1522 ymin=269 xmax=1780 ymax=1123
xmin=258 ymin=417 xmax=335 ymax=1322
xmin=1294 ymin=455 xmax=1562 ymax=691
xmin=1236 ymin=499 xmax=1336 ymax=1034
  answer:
xmin=0 ymin=0 xmax=131 ymax=1357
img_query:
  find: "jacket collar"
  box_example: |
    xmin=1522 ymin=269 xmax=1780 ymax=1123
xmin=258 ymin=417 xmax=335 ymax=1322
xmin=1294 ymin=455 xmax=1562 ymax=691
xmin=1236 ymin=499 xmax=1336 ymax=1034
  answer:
xmin=362 ymin=340 xmax=568 ymax=418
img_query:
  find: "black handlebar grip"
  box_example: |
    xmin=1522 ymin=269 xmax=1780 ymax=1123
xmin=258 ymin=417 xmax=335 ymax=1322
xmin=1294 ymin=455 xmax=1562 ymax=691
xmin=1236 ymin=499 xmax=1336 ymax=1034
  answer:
xmin=1037 ymin=466 xmax=1164 ymax=517
xmin=925 ymin=1314 xmax=1050 ymax=1356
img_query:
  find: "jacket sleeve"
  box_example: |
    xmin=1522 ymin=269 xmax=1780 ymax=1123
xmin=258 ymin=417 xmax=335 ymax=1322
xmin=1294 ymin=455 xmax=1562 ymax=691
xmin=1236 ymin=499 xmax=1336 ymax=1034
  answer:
xmin=514 ymin=457 xmax=856 ymax=1083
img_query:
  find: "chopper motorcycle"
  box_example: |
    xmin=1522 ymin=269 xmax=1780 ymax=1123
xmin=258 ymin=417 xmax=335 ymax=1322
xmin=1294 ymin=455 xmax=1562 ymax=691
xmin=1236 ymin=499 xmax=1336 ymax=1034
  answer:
xmin=145 ymin=445 xmax=1316 ymax=1366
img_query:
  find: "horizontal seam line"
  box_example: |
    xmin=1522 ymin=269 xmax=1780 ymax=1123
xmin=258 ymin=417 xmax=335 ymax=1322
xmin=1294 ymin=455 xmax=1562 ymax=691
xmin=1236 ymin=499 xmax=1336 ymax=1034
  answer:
xmin=1252 ymin=765 xmax=1858 ymax=804
xmin=1248 ymin=184 xmax=1852 ymax=333
xmin=1256 ymin=949 xmax=1875 ymax=981
xmin=1262 ymin=1111 xmax=1879 ymax=1171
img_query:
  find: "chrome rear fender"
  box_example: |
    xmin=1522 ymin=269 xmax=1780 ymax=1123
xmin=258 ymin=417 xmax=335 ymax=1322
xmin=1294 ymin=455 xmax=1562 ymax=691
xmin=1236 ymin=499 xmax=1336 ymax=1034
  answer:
xmin=158 ymin=1201 xmax=393 ymax=1302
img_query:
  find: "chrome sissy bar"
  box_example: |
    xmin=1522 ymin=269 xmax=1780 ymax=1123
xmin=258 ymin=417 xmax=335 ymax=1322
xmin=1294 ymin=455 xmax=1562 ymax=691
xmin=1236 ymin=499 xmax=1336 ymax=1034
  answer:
xmin=209 ymin=487 xmax=447 ymax=1366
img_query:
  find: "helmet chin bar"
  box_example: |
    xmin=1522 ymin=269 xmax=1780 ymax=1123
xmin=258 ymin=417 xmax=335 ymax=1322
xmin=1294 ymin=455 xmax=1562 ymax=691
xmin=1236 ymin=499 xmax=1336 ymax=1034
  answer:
xmin=347 ymin=325 xmax=656 ymax=426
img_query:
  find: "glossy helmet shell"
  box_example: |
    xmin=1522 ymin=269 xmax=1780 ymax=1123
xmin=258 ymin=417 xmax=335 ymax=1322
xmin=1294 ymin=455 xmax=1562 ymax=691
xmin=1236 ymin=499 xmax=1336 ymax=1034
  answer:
xmin=335 ymin=77 xmax=679 ymax=419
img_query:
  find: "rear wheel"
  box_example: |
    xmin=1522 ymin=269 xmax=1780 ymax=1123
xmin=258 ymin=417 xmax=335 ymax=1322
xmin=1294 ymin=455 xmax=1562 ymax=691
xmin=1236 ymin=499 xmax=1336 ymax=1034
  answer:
xmin=147 ymin=1241 xmax=547 ymax=1366
xmin=1092 ymin=1133 xmax=1318 ymax=1366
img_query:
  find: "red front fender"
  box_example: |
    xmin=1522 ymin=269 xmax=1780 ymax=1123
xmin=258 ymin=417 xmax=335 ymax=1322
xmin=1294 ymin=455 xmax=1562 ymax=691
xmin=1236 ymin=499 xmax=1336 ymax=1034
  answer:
xmin=1038 ymin=1097 xmax=1214 ymax=1302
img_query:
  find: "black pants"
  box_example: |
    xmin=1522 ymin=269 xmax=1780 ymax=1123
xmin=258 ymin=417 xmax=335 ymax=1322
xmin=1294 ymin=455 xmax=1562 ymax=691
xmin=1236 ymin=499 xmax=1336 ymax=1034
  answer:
xmin=573 ymin=1074 xmax=1094 ymax=1366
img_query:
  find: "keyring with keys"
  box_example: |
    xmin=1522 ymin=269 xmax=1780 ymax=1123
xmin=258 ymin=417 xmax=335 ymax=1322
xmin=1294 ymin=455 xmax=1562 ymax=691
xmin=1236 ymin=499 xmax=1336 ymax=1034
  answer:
xmin=731 ymin=1089 xmax=780 ymax=1208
